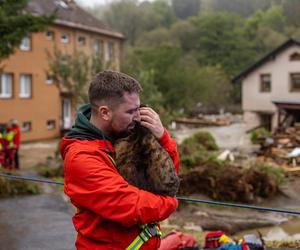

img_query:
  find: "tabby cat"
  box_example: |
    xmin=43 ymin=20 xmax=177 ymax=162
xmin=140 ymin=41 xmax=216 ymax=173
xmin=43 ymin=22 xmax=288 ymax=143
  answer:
xmin=114 ymin=123 xmax=180 ymax=196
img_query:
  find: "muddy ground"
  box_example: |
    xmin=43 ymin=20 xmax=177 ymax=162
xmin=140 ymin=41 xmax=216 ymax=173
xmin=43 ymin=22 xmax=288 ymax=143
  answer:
xmin=17 ymin=122 xmax=300 ymax=246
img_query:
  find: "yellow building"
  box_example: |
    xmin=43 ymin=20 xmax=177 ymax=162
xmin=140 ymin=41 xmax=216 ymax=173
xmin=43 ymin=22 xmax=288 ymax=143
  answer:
xmin=0 ymin=0 xmax=124 ymax=142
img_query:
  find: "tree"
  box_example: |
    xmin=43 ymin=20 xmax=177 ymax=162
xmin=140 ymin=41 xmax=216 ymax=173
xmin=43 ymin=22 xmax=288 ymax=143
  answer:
xmin=191 ymin=12 xmax=253 ymax=76
xmin=202 ymin=0 xmax=276 ymax=17
xmin=282 ymin=0 xmax=300 ymax=27
xmin=244 ymin=6 xmax=287 ymax=58
xmin=103 ymin=0 xmax=143 ymax=46
xmin=172 ymin=0 xmax=201 ymax=19
xmin=47 ymin=48 xmax=104 ymax=108
xmin=0 ymin=0 xmax=54 ymax=61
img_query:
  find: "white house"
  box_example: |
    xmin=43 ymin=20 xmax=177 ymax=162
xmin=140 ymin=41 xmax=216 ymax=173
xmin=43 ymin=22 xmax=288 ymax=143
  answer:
xmin=233 ymin=38 xmax=300 ymax=131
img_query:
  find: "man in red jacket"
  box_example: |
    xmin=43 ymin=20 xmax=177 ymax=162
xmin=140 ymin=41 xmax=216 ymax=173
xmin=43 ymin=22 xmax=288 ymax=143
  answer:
xmin=61 ymin=70 xmax=180 ymax=250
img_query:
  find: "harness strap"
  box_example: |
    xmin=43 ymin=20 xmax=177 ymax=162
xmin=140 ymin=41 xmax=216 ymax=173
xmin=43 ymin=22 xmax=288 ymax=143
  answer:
xmin=126 ymin=223 xmax=162 ymax=250
xmin=105 ymin=153 xmax=116 ymax=166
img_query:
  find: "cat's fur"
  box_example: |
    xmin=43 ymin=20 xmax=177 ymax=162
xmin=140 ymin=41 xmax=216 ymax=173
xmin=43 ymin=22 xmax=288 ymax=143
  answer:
xmin=114 ymin=124 xmax=180 ymax=196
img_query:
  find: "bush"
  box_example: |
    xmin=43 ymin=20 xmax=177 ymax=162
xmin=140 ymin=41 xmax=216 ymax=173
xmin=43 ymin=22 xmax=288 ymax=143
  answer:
xmin=0 ymin=173 xmax=40 ymax=198
xmin=253 ymin=163 xmax=285 ymax=185
xmin=179 ymin=131 xmax=219 ymax=168
xmin=250 ymin=128 xmax=271 ymax=144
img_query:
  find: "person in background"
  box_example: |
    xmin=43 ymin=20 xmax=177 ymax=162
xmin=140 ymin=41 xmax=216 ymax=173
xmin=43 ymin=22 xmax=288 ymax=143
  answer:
xmin=0 ymin=124 xmax=7 ymax=168
xmin=7 ymin=119 xmax=21 ymax=169
xmin=60 ymin=70 xmax=180 ymax=250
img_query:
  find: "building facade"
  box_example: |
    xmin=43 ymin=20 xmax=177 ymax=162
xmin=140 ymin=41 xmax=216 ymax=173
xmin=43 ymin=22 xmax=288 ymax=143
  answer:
xmin=0 ymin=0 xmax=124 ymax=142
xmin=233 ymin=38 xmax=300 ymax=131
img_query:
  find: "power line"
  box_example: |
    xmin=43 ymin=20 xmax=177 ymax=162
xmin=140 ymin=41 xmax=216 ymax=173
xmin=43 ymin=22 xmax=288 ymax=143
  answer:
xmin=1 ymin=173 xmax=300 ymax=216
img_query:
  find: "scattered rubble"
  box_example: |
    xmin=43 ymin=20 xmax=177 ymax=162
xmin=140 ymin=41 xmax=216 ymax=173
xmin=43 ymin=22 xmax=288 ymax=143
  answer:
xmin=256 ymin=124 xmax=300 ymax=175
xmin=175 ymin=117 xmax=231 ymax=129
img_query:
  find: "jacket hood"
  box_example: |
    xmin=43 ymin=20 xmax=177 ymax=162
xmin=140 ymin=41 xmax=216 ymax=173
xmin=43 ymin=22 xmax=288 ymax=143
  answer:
xmin=66 ymin=103 xmax=114 ymax=143
xmin=60 ymin=104 xmax=115 ymax=159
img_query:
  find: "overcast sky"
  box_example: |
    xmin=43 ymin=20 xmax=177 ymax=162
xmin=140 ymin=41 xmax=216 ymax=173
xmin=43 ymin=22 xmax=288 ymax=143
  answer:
xmin=75 ymin=0 xmax=153 ymax=7
xmin=75 ymin=0 xmax=110 ymax=7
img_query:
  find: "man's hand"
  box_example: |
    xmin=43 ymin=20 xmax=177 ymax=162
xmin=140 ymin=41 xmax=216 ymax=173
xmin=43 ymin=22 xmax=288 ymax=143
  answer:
xmin=139 ymin=107 xmax=164 ymax=140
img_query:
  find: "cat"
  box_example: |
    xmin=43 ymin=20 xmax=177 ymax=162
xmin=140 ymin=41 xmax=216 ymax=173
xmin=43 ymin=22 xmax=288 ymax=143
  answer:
xmin=114 ymin=123 xmax=180 ymax=196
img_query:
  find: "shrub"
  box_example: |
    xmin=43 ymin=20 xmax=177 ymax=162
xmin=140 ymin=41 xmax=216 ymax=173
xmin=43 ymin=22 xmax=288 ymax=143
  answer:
xmin=250 ymin=128 xmax=271 ymax=144
xmin=179 ymin=131 xmax=219 ymax=168
xmin=0 ymin=173 xmax=40 ymax=198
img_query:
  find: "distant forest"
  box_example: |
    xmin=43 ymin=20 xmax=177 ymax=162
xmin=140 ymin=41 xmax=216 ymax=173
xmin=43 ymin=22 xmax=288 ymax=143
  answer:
xmin=86 ymin=0 xmax=300 ymax=116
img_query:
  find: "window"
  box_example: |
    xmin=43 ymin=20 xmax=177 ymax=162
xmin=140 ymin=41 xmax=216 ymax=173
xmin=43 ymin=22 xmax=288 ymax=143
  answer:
xmin=260 ymin=74 xmax=271 ymax=92
xmin=61 ymin=33 xmax=70 ymax=44
xmin=0 ymin=73 xmax=13 ymax=98
xmin=290 ymin=73 xmax=300 ymax=92
xmin=46 ymin=74 xmax=54 ymax=84
xmin=107 ymin=42 xmax=114 ymax=61
xmin=20 ymin=35 xmax=31 ymax=51
xmin=77 ymin=36 xmax=86 ymax=46
xmin=21 ymin=121 xmax=32 ymax=132
xmin=19 ymin=74 xmax=32 ymax=98
xmin=290 ymin=52 xmax=300 ymax=61
xmin=47 ymin=120 xmax=56 ymax=130
xmin=94 ymin=40 xmax=103 ymax=55
xmin=46 ymin=30 xmax=55 ymax=40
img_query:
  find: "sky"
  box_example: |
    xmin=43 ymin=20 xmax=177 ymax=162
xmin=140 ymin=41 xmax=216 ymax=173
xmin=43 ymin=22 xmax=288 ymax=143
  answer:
xmin=75 ymin=0 xmax=109 ymax=7
xmin=75 ymin=0 xmax=153 ymax=7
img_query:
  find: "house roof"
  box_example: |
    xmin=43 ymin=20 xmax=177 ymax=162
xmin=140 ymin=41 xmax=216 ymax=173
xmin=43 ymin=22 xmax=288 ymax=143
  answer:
xmin=27 ymin=0 xmax=124 ymax=39
xmin=272 ymin=100 xmax=300 ymax=111
xmin=232 ymin=38 xmax=300 ymax=83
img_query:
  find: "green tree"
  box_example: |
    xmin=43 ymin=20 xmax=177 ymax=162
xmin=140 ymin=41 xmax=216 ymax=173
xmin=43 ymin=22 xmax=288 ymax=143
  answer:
xmin=191 ymin=12 xmax=253 ymax=76
xmin=103 ymin=0 xmax=143 ymax=46
xmin=282 ymin=0 xmax=300 ymax=27
xmin=202 ymin=0 xmax=277 ymax=17
xmin=172 ymin=0 xmax=201 ymax=19
xmin=47 ymin=48 xmax=102 ymax=108
xmin=0 ymin=0 xmax=54 ymax=61
xmin=140 ymin=0 xmax=176 ymax=30
xmin=244 ymin=6 xmax=287 ymax=58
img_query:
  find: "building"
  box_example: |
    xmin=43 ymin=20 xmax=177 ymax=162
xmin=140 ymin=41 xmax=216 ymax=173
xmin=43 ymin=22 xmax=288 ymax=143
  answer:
xmin=233 ymin=38 xmax=300 ymax=131
xmin=0 ymin=0 xmax=124 ymax=142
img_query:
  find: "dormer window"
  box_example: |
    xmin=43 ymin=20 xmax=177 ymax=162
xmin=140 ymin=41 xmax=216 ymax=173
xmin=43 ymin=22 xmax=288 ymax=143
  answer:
xmin=290 ymin=52 xmax=300 ymax=61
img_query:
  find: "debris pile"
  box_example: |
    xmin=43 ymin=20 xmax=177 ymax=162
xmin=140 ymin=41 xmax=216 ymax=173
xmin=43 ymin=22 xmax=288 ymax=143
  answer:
xmin=179 ymin=165 xmax=278 ymax=203
xmin=175 ymin=117 xmax=230 ymax=128
xmin=256 ymin=124 xmax=300 ymax=173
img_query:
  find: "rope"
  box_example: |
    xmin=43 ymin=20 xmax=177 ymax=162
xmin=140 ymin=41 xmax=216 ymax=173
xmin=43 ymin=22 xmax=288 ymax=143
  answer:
xmin=1 ymin=173 xmax=300 ymax=216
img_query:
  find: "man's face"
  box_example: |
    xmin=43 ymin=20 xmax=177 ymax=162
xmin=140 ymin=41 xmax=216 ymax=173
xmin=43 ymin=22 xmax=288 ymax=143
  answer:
xmin=108 ymin=92 xmax=140 ymax=138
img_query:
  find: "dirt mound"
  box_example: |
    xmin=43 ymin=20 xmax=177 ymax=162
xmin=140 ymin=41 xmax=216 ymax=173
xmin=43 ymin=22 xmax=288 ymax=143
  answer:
xmin=178 ymin=165 xmax=278 ymax=203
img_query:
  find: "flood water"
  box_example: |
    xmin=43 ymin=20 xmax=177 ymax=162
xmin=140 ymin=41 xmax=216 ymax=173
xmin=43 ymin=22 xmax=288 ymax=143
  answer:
xmin=0 ymin=193 xmax=76 ymax=250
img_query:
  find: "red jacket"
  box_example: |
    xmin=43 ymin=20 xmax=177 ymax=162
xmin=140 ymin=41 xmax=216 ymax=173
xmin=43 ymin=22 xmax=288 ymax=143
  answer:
xmin=61 ymin=129 xmax=180 ymax=250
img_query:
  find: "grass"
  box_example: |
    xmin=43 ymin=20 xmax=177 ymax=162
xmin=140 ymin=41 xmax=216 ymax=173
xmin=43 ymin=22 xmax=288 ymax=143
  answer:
xmin=0 ymin=171 xmax=40 ymax=198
